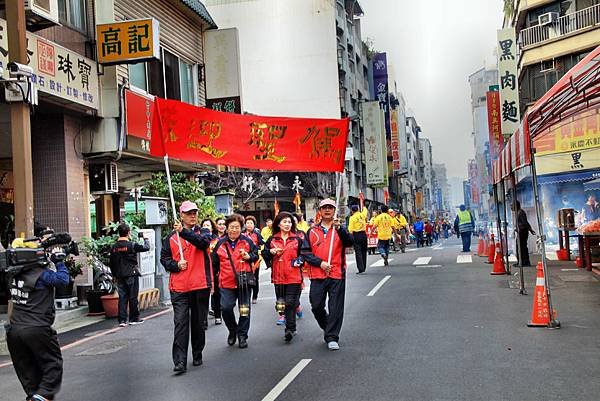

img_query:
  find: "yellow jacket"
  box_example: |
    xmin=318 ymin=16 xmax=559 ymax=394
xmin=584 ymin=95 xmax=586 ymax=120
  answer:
xmin=395 ymin=214 xmax=408 ymax=229
xmin=372 ymin=213 xmax=399 ymax=240
xmin=348 ymin=207 xmax=368 ymax=233
xmin=296 ymin=220 xmax=310 ymax=233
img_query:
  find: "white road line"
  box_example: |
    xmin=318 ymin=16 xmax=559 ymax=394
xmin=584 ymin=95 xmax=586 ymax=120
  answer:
xmin=456 ymin=254 xmax=472 ymax=264
xmin=367 ymin=275 xmax=391 ymax=297
xmin=433 ymin=247 xmax=444 ymax=251
xmin=407 ymin=249 xmax=418 ymax=252
xmin=261 ymin=359 xmax=312 ymax=401
xmin=370 ymin=258 xmax=393 ymax=267
xmin=508 ymin=255 xmax=518 ymax=262
xmin=413 ymin=257 xmax=432 ymax=265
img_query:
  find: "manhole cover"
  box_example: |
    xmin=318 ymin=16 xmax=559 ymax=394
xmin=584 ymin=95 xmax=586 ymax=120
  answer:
xmin=75 ymin=339 xmax=138 ymax=356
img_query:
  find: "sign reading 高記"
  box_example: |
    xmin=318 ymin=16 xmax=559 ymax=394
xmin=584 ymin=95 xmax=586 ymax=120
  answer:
xmin=96 ymin=18 xmax=160 ymax=65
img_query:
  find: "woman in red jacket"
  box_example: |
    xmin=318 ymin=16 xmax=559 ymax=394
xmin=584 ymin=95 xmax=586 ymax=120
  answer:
xmin=243 ymin=215 xmax=264 ymax=304
xmin=211 ymin=214 xmax=259 ymax=349
xmin=262 ymin=212 xmax=304 ymax=343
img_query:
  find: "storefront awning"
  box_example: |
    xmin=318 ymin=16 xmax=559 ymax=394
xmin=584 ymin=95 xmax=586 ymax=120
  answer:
xmin=538 ymin=170 xmax=600 ymax=185
xmin=584 ymin=178 xmax=600 ymax=192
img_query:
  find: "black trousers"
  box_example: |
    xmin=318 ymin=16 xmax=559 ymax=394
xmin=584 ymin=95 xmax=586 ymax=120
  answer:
xmin=309 ymin=278 xmax=345 ymax=342
xmin=352 ymin=232 xmax=368 ymax=273
xmin=117 ymin=276 xmax=140 ymax=323
xmin=6 ymin=324 xmax=63 ymax=399
xmin=251 ymin=266 xmax=260 ymax=300
xmin=211 ymin=284 xmax=221 ymax=319
xmin=170 ymin=288 xmax=210 ymax=365
xmin=518 ymin=230 xmax=531 ymax=266
xmin=274 ymin=283 xmax=302 ymax=332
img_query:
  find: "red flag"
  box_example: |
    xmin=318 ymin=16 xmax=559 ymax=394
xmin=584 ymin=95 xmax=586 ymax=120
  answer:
xmin=293 ymin=192 xmax=302 ymax=212
xmin=383 ymin=189 xmax=389 ymax=206
xmin=150 ymin=98 xmax=349 ymax=172
xmin=274 ymin=199 xmax=280 ymax=217
xmin=359 ymin=191 xmax=365 ymax=210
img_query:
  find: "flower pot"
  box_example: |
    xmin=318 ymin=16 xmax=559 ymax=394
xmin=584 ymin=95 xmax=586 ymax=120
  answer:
xmin=101 ymin=293 xmax=119 ymax=318
xmin=55 ymin=281 xmax=74 ymax=299
xmin=86 ymin=289 xmax=106 ymax=316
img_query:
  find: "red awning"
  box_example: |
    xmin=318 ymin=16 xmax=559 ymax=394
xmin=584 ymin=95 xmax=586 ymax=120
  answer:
xmin=528 ymin=45 xmax=600 ymax=138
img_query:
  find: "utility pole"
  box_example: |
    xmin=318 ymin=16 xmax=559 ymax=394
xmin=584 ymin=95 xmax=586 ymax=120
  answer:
xmin=6 ymin=0 xmax=34 ymax=238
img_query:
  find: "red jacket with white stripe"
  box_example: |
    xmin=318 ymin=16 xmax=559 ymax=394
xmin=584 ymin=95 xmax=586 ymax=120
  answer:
xmin=302 ymin=224 xmax=353 ymax=280
xmin=211 ymin=236 xmax=259 ymax=289
xmin=262 ymin=232 xmax=304 ymax=285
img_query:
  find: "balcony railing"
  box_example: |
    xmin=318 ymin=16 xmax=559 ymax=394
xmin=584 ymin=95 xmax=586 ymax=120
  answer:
xmin=520 ymin=4 xmax=600 ymax=48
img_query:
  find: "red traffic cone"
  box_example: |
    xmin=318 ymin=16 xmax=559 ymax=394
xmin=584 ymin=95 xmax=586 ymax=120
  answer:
xmin=487 ymin=234 xmax=495 ymax=264
xmin=528 ymin=262 xmax=556 ymax=327
xmin=490 ymin=242 xmax=507 ymax=275
xmin=476 ymin=236 xmax=484 ymax=256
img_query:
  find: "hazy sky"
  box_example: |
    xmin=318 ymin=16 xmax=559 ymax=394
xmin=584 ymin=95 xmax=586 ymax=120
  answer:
xmin=360 ymin=0 xmax=503 ymax=179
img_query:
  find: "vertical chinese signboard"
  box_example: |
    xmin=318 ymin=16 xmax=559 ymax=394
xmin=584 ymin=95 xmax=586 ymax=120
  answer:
xmin=372 ymin=53 xmax=390 ymax=140
xmin=0 ymin=18 xmax=99 ymax=110
xmin=125 ymin=89 xmax=155 ymax=154
xmin=96 ymin=18 xmax=160 ymax=65
xmin=497 ymin=28 xmax=520 ymax=139
xmin=363 ymin=101 xmax=386 ymax=185
xmin=390 ymin=108 xmax=401 ymax=173
xmin=204 ymin=28 xmax=243 ymax=114
xmin=486 ymin=90 xmax=503 ymax=159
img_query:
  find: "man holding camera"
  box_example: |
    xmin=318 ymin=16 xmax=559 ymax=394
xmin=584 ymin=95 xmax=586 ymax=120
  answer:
xmin=5 ymin=232 xmax=70 ymax=401
xmin=109 ymin=223 xmax=151 ymax=327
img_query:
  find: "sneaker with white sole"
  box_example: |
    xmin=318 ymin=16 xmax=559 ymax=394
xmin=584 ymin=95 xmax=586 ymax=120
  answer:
xmin=327 ymin=341 xmax=340 ymax=351
xmin=118 ymin=322 xmax=128 ymax=327
xmin=129 ymin=319 xmax=145 ymax=325
xmin=215 ymin=318 xmax=222 ymax=325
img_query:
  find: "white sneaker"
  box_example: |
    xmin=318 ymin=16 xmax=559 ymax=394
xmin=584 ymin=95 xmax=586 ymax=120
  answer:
xmin=119 ymin=322 xmax=128 ymax=327
xmin=327 ymin=341 xmax=339 ymax=351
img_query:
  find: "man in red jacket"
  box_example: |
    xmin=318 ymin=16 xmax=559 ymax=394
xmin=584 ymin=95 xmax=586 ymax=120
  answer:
xmin=160 ymin=201 xmax=213 ymax=374
xmin=303 ymin=198 xmax=353 ymax=351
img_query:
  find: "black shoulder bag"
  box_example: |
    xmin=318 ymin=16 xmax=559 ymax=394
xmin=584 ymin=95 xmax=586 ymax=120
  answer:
xmin=224 ymin=243 xmax=256 ymax=287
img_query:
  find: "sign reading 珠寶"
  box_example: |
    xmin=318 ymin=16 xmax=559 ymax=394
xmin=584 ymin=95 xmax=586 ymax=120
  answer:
xmin=0 ymin=18 xmax=99 ymax=110
xmin=497 ymin=28 xmax=521 ymax=139
xmin=96 ymin=18 xmax=160 ymax=65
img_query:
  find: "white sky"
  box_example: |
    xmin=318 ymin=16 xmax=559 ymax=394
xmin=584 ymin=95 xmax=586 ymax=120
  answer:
xmin=360 ymin=0 xmax=503 ymax=179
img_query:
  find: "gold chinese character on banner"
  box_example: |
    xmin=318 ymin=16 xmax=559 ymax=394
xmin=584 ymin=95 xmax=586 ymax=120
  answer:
xmin=299 ymin=126 xmax=342 ymax=163
xmin=248 ymin=122 xmax=287 ymax=163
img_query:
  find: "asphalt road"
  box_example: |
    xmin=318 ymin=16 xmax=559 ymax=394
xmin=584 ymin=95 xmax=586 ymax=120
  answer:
xmin=2 ymin=237 xmax=600 ymax=401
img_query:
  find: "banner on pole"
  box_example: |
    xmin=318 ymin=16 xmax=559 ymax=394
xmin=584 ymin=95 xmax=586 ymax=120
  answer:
xmin=150 ymin=98 xmax=349 ymax=172
xmin=486 ymin=91 xmax=503 ymax=159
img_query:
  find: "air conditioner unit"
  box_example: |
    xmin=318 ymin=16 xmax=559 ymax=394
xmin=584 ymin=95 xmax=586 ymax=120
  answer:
xmin=89 ymin=163 xmax=119 ymax=194
xmin=22 ymin=0 xmax=59 ymax=31
xmin=538 ymin=12 xmax=559 ymax=26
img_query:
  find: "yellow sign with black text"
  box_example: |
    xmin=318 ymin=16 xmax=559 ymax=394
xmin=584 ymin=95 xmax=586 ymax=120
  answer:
xmin=535 ymin=147 xmax=600 ymax=175
xmin=96 ymin=18 xmax=160 ymax=65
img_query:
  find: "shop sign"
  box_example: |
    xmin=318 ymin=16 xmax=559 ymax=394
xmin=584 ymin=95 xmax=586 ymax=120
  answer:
xmin=390 ymin=109 xmax=401 ymax=173
xmin=96 ymin=18 xmax=160 ymax=65
xmin=534 ymin=108 xmax=600 ymax=156
xmin=204 ymin=28 xmax=243 ymax=113
xmin=0 ymin=18 xmax=99 ymax=110
xmin=125 ymin=89 xmax=155 ymax=154
xmin=363 ymin=101 xmax=386 ymax=185
xmin=535 ymin=147 xmax=600 ymax=175
xmin=497 ymin=28 xmax=520 ymax=139
xmin=0 ymin=170 xmax=13 ymax=204
xmin=486 ymin=91 xmax=503 ymax=159
xmin=372 ymin=53 xmax=390 ymax=137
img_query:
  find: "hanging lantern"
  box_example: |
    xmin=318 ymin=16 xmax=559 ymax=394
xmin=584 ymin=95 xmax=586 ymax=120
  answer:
xmin=275 ymin=298 xmax=286 ymax=313
xmin=239 ymin=303 xmax=250 ymax=317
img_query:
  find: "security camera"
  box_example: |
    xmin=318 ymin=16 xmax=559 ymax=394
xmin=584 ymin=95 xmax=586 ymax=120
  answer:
xmin=7 ymin=62 xmax=33 ymax=79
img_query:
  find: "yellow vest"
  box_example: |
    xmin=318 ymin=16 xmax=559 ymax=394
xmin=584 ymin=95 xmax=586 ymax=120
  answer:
xmin=348 ymin=208 xmax=368 ymax=233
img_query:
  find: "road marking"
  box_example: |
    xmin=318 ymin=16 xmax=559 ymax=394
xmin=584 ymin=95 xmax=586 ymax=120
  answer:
xmin=0 ymin=308 xmax=174 ymax=369
xmin=370 ymin=258 xmax=393 ymax=267
xmin=367 ymin=275 xmax=391 ymax=297
xmin=407 ymin=249 xmax=418 ymax=252
xmin=508 ymin=255 xmax=518 ymax=262
xmin=413 ymin=257 xmax=432 ymax=265
xmin=561 ymin=268 xmax=579 ymax=271
xmin=456 ymin=255 xmax=472 ymax=264
xmin=433 ymin=247 xmax=444 ymax=251
xmin=261 ymin=359 xmax=312 ymax=401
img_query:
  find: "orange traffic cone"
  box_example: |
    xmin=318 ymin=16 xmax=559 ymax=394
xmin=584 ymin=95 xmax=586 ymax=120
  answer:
xmin=482 ymin=234 xmax=489 ymax=256
xmin=527 ymin=262 xmax=556 ymax=327
xmin=490 ymin=242 xmax=507 ymax=275
xmin=476 ymin=236 xmax=484 ymax=256
xmin=487 ymin=234 xmax=495 ymax=264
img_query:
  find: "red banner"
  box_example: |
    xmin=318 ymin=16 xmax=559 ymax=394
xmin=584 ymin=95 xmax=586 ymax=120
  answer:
xmin=150 ymin=98 xmax=350 ymax=172
xmin=486 ymin=91 xmax=503 ymax=159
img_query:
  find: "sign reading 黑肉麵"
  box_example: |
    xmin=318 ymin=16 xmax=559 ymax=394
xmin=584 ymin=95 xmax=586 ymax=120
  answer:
xmin=96 ymin=18 xmax=160 ymax=65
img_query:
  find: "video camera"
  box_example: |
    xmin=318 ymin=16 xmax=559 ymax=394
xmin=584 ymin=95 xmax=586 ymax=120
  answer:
xmin=0 ymin=231 xmax=79 ymax=276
